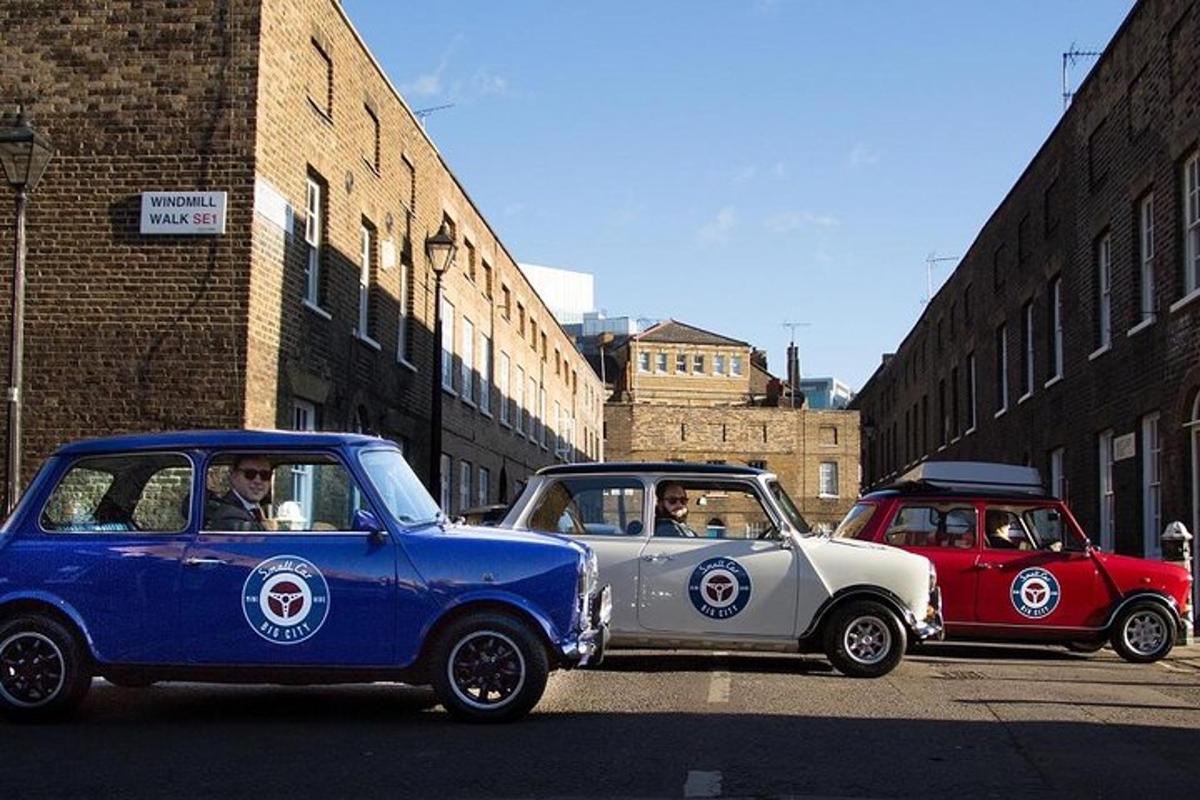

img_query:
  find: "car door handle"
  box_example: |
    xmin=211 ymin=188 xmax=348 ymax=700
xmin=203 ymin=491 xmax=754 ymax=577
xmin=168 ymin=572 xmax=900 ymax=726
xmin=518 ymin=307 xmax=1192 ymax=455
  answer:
xmin=641 ymin=554 xmax=673 ymax=563
xmin=975 ymin=561 xmax=998 ymax=570
xmin=184 ymin=557 xmax=229 ymax=567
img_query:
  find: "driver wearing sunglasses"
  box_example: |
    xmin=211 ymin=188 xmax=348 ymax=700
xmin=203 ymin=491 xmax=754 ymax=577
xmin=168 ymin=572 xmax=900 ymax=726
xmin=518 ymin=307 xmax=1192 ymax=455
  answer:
xmin=205 ymin=455 xmax=273 ymax=531
xmin=654 ymin=481 xmax=698 ymax=538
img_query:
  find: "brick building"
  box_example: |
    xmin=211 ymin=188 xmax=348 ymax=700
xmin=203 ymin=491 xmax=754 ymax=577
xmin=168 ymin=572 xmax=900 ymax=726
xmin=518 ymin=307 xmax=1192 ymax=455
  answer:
xmin=603 ymin=321 xmax=859 ymax=528
xmin=852 ymin=1 xmax=1199 ymax=566
xmin=0 ymin=0 xmax=603 ymax=512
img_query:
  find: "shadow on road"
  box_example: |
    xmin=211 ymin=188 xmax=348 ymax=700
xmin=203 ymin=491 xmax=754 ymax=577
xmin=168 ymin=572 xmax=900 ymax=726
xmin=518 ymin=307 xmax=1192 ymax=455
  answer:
xmin=592 ymin=651 xmax=835 ymax=675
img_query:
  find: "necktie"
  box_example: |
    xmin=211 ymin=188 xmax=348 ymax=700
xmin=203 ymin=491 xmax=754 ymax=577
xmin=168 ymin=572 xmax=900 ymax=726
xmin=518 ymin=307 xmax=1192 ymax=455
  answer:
xmin=250 ymin=506 xmax=264 ymax=523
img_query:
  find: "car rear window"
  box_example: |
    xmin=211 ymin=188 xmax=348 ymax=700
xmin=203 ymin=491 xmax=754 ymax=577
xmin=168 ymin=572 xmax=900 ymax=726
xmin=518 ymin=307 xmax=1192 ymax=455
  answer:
xmin=41 ymin=453 xmax=193 ymax=534
xmin=832 ymin=503 xmax=877 ymax=539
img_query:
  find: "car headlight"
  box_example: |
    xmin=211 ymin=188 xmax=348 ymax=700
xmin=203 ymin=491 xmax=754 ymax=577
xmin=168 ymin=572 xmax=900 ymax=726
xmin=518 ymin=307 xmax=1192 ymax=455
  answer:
xmin=928 ymin=562 xmax=938 ymax=594
xmin=578 ymin=550 xmax=598 ymax=597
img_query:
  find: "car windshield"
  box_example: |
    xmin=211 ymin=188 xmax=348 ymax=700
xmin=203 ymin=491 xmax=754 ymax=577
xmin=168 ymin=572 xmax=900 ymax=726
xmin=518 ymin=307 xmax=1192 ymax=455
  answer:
xmin=1021 ymin=505 xmax=1081 ymax=551
xmin=832 ymin=503 xmax=877 ymax=539
xmin=767 ymin=480 xmax=811 ymax=533
xmin=359 ymin=449 xmax=441 ymax=525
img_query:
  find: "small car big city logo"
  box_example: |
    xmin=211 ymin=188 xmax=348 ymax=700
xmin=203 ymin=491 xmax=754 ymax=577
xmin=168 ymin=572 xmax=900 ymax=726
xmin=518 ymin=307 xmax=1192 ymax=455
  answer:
xmin=688 ymin=558 xmax=753 ymax=620
xmin=242 ymin=555 xmax=330 ymax=644
xmin=1009 ymin=567 xmax=1061 ymax=619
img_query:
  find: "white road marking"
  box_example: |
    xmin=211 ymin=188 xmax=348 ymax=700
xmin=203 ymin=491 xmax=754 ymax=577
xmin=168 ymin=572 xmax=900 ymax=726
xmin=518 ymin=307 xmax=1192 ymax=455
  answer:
xmin=684 ymin=770 xmax=722 ymax=798
xmin=707 ymin=651 xmax=731 ymax=703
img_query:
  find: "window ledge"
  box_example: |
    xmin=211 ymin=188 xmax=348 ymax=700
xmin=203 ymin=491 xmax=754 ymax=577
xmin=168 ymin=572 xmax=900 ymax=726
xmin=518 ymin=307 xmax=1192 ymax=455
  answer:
xmin=303 ymin=299 xmax=332 ymax=321
xmin=1087 ymin=344 xmax=1111 ymax=361
xmin=937 ymin=444 xmax=947 ymax=452
xmin=1017 ymin=391 xmax=1033 ymax=405
xmin=479 ymin=408 xmax=494 ymax=419
xmin=818 ymin=493 xmax=840 ymax=500
xmin=950 ymin=436 xmax=961 ymax=444
xmin=397 ymin=357 xmax=418 ymax=373
xmin=441 ymin=385 xmax=457 ymax=397
xmin=1127 ymin=317 xmax=1155 ymax=336
xmin=1169 ymin=288 xmax=1200 ymax=314
xmin=1044 ymin=374 xmax=1062 ymax=389
xmin=307 ymin=98 xmax=333 ymax=125
xmin=964 ymin=426 xmax=976 ymax=437
xmin=355 ymin=331 xmax=382 ymax=351
xmin=499 ymin=419 xmax=512 ymax=429
xmin=462 ymin=397 xmax=477 ymax=410
xmin=994 ymin=407 xmax=1007 ymax=419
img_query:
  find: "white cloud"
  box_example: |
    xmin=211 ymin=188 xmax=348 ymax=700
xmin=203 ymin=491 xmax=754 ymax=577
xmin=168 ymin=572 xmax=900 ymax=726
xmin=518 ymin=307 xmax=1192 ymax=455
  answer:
xmin=848 ymin=143 xmax=881 ymax=168
xmin=402 ymin=35 xmax=463 ymax=98
xmin=763 ymin=211 xmax=840 ymax=233
xmin=732 ymin=165 xmax=758 ymax=184
xmin=698 ymin=206 xmax=738 ymax=244
xmin=471 ymin=68 xmax=510 ymax=97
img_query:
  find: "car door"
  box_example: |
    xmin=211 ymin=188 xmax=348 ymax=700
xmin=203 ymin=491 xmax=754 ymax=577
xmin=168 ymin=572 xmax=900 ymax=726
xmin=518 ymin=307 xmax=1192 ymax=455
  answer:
xmin=973 ymin=503 xmax=1102 ymax=629
xmin=637 ymin=479 xmax=799 ymax=639
xmin=878 ymin=500 xmax=980 ymax=625
xmin=178 ymin=450 xmax=397 ymax=666
xmin=519 ymin=474 xmax=648 ymax=636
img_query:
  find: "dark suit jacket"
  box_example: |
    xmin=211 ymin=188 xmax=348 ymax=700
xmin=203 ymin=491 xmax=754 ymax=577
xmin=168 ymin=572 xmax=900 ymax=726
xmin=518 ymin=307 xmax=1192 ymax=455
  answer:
xmin=654 ymin=515 xmax=697 ymax=538
xmin=205 ymin=491 xmax=263 ymax=531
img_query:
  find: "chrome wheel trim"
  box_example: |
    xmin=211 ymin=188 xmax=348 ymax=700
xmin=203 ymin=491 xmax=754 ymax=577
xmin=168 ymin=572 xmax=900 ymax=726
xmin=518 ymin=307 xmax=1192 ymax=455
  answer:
xmin=0 ymin=632 xmax=66 ymax=708
xmin=843 ymin=615 xmax=893 ymax=665
xmin=446 ymin=629 xmax=527 ymax=711
xmin=1123 ymin=610 xmax=1167 ymax=656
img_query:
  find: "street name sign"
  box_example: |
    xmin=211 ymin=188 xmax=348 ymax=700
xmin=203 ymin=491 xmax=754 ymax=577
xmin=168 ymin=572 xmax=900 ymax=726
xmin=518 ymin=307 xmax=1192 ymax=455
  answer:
xmin=140 ymin=191 xmax=227 ymax=235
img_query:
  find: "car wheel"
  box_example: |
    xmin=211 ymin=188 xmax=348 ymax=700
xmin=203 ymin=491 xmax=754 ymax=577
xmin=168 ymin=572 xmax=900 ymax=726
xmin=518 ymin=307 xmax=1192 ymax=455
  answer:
xmin=823 ymin=600 xmax=906 ymax=678
xmin=1110 ymin=602 xmax=1175 ymax=663
xmin=0 ymin=615 xmax=92 ymax=722
xmin=1065 ymin=640 xmax=1105 ymax=654
xmin=430 ymin=612 xmax=549 ymax=723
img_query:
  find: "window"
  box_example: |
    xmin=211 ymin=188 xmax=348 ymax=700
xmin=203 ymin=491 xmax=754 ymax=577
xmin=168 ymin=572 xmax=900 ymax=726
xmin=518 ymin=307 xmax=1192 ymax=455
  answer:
xmin=938 ymin=378 xmax=947 ymax=446
xmin=458 ymin=462 xmax=472 ymax=514
xmin=819 ymin=425 xmax=838 ymax=446
xmin=205 ymin=453 xmax=363 ymax=532
xmin=731 ymin=355 xmax=743 ymax=376
xmin=515 ymin=366 xmax=525 ymax=434
xmin=1183 ymin=151 xmax=1200 ymax=297
xmin=950 ymin=365 xmax=960 ymax=438
xmin=478 ymin=334 xmax=491 ymax=414
xmin=652 ymin=480 xmax=775 ymax=540
xmin=554 ymin=347 xmax=561 ymax=376
xmin=966 ymin=352 xmax=977 ymax=431
xmin=539 ymin=386 xmax=548 ymax=448
xmin=304 ymin=175 xmax=324 ymax=306
xmin=883 ymin=505 xmax=976 ymax=549
xmin=460 ymin=317 xmax=474 ymax=403
xmin=554 ymin=401 xmax=564 ymax=455
xmin=1049 ymin=447 xmax=1066 ymax=500
xmin=984 ymin=508 xmax=1036 ymax=551
xmin=42 ymin=453 xmax=193 ymax=534
xmin=527 ymin=375 xmax=537 ymax=440
xmin=498 ymin=351 xmax=510 ymax=426
xmin=525 ymin=477 xmax=645 ymax=537
xmin=501 ymin=285 xmax=511 ymax=320
xmin=1049 ymin=277 xmax=1063 ymax=379
xmin=483 ymin=261 xmax=493 ymax=298
xmin=1142 ymin=413 xmax=1162 ymax=558
xmin=693 ymin=354 xmax=705 ymax=374
xmin=477 ymin=466 xmax=491 ymax=506
xmin=440 ymin=297 xmax=455 ymax=391
xmin=748 ymin=460 xmax=767 ymax=470
xmin=819 ymin=462 xmax=839 ymax=497
xmin=714 ymin=354 xmax=726 ymax=375
xmin=292 ymin=399 xmax=316 ymax=521
xmin=306 ymin=38 xmax=333 ymax=117
xmin=1096 ymin=233 xmax=1112 ymax=350
xmin=517 ymin=303 xmax=526 ymax=336
xmin=676 ymin=353 xmax=687 ymax=373
xmin=397 ymin=257 xmax=410 ymax=363
xmin=531 ymin=319 xmax=539 ymax=351
xmin=993 ymin=243 xmax=1007 ymax=290
xmin=358 ymin=222 xmax=376 ymax=341
xmin=638 ymin=352 xmax=650 ymax=373
xmin=995 ymin=323 xmax=1008 ymax=413
xmin=1021 ymin=300 xmax=1034 ymax=398
xmin=363 ymin=104 xmax=380 ymax=171
xmin=1137 ymin=193 xmax=1155 ymax=324
xmin=464 ymin=239 xmax=477 ymax=283
xmin=1098 ymin=429 xmax=1115 ymax=551
xmin=439 ymin=454 xmax=452 ymax=511
xmin=655 ymin=352 xmax=668 ymax=373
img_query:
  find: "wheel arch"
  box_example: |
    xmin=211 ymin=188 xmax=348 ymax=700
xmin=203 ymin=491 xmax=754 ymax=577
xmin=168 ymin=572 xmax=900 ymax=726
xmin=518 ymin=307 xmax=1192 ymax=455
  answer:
xmin=0 ymin=595 xmax=93 ymax=650
xmin=416 ymin=598 xmax=559 ymax=675
xmin=1103 ymin=591 xmax=1182 ymax=632
xmin=799 ymin=585 xmax=914 ymax=643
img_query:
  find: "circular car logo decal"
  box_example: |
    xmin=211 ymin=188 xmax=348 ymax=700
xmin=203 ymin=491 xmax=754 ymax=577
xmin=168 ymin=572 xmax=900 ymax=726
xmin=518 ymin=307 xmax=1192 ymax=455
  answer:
xmin=688 ymin=558 xmax=752 ymax=620
xmin=243 ymin=555 xmax=330 ymax=644
xmin=1010 ymin=567 xmax=1061 ymax=619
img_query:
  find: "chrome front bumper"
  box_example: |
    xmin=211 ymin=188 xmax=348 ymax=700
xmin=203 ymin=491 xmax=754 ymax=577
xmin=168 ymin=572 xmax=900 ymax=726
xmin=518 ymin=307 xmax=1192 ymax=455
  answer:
xmin=560 ymin=585 xmax=612 ymax=667
xmin=906 ymin=586 xmax=945 ymax=641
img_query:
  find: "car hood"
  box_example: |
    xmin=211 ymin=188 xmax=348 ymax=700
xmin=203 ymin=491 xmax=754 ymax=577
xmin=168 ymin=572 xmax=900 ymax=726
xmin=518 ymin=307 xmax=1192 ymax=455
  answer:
xmin=442 ymin=521 xmax=586 ymax=555
xmin=1093 ymin=550 xmax=1191 ymax=586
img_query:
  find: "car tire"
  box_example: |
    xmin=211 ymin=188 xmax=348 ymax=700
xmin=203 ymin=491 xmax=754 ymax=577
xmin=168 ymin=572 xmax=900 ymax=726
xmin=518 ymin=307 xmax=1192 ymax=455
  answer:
xmin=430 ymin=612 xmax=549 ymax=723
xmin=1064 ymin=640 xmax=1106 ymax=654
xmin=0 ymin=615 xmax=92 ymax=723
xmin=822 ymin=600 xmax=906 ymax=678
xmin=1110 ymin=602 xmax=1176 ymax=663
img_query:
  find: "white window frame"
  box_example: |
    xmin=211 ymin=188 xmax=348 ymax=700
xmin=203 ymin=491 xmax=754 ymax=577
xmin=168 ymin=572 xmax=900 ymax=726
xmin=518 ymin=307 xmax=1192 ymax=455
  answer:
xmin=1135 ymin=193 xmax=1155 ymax=329
xmin=439 ymin=453 xmax=452 ymax=511
xmin=818 ymin=462 xmax=839 ymax=498
xmin=1185 ymin=152 xmax=1199 ymax=297
xmin=478 ymin=334 xmax=491 ymax=415
xmin=304 ymin=178 xmax=322 ymax=306
xmin=1021 ymin=301 xmax=1034 ymax=399
xmin=458 ymin=461 xmax=472 ymax=514
xmin=498 ymin=351 xmax=511 ymax=426
xmin=714 ymin=354 xmax=726 ymax=375
xmin=396 ymin=259 xmax=411 ymax=365
xmin=1050 ymin=277 xmax=1064 ymax=380
xmin=1097 ymin=233 xmax=1112 ymax=351
xmin=478 ymin=466 xmax=490 ymax=507
xmin=966 ymin=352 xmax=977 ymax=432
xmin=655 ymin=352 xmax=668 ymax=373
xmin=461 ymin=316 xmax=475 ymax=404
xmin=539 ymin=386 xmax=548 ymax=448
xmin=291 ymin=400 xmax=316 ymax=526
xmin=527 ymin=375 xmax=538 ymax=441
xmin=515 ymin=365 xmax=525 ymax=435
xmin=358 ymin=224 xmax=374 ymax=341
xmin=731 ymin=355 xmax=743 ymax=377
xmin=1142 ymin=413 xmax=1162 ymax=559
xmin=1190 ymin=394 xmax=1200 ymax=599
xmin=1098 ymin=429 xmax=1115 ymax=552
xmin=637 ymin=352 xmax=650 ymax=373
xmin=675 ymin=353 xmax=687 ymax=374
xmin=1050 ymin=446 xmax=1066 ymax=501
xmin=440 ymin=297 xmax=455 ymax=392
xmin=995 ymin=323 xmax=1008 ymax=415
xmin=693 ymin=354 xmax=705 ymax=374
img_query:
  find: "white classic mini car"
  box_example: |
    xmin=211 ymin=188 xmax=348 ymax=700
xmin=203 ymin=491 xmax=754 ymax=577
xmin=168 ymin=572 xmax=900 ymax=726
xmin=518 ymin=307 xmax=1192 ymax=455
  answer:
xmin=501 ymin=463 xmax=942 ymax=677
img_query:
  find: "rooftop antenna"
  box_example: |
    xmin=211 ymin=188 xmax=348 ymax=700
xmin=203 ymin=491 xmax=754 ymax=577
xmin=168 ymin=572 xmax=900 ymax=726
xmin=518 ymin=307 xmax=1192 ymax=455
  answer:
xmin=924 ymin=252 xmax=959 ymax=304
xmin=782 ymin=321 xmax=811 ymax=409
xmin=1062 ymin=45 xmax=1102 ymax=110
xmin=414 ymin=103 xmax=455 ymax=126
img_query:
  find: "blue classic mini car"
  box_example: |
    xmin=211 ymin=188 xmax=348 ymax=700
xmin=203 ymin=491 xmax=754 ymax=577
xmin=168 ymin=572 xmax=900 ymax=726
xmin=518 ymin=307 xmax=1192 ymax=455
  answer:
xmin=0 ymin=431 xmax=609 ymax=723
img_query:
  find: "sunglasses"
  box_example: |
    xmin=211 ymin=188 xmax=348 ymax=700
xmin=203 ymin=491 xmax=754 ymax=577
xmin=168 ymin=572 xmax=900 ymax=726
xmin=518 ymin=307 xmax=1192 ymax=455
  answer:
xmin=664 ymin=495 xmax=688 ymax=504
xmin=238 ymin=468 xmax=272 ymax=482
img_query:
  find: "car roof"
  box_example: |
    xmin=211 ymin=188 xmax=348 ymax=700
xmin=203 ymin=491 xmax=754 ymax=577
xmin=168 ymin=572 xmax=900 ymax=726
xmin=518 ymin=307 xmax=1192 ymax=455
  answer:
xmin=55 ymin=429 xmax=391 ymax=456
xmin=861 ymin=487 xmax=1054 ymax=503
xmin=535 ymin=461 xmax=766 ymax=477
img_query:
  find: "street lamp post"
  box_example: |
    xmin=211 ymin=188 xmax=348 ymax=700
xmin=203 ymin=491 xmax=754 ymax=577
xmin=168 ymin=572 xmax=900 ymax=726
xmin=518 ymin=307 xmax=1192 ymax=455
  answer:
xmin=425 ymin=222 xmax=456 ymax=504
xmin=0 ymin=107 xmax=54 ymax=515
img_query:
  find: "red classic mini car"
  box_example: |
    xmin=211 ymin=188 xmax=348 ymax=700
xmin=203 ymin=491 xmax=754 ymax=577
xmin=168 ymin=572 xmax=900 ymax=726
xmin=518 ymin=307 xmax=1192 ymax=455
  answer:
xmin=835 ymin=462 xmax=1192 ymax=662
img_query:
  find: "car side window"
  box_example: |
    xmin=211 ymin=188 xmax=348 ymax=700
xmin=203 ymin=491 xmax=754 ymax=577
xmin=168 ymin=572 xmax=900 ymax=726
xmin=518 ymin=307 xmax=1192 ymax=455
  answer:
xmin=526 ymin=477 xmax=645 ymax=536
xmin=205 ymin=453 xmax=364 ymax=532
xmin=42 ymin=453 xmax=193 ymax=534
xmin=884 ymin=505 xmax=976 ymax=548
xmin=652 ymin=480 xmax=778 ymax=540
xmin=983 ymin=508 xmax=1035 ymax=550
xmin=1022 ymin=507 xmax=1067 ymax=551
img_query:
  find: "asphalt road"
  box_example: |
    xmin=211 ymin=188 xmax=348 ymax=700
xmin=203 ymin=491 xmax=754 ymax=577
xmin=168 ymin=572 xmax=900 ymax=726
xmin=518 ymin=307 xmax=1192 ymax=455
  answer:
xmin=5 ymin=643 xmax=1199 ymax=799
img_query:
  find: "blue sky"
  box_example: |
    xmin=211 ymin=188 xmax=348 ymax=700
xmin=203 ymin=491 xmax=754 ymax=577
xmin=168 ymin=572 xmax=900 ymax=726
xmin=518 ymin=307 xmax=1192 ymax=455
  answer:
xmin=343 ymin=0 xmax=1134 ymax=390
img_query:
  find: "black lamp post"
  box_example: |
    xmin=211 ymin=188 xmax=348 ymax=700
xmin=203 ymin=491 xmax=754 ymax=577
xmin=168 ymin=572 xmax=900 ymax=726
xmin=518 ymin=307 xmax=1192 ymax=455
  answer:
xmin=0 ymin=107 xmax=54 ymax=514
xmin=425 ymin=222 xmax=456 ymax=504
